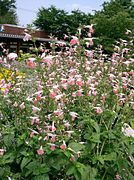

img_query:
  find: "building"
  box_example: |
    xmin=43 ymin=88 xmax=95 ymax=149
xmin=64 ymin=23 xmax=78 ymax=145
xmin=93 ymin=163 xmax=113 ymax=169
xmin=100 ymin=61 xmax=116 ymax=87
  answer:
xmin=0 ymin=24 xmax=50 ymax=54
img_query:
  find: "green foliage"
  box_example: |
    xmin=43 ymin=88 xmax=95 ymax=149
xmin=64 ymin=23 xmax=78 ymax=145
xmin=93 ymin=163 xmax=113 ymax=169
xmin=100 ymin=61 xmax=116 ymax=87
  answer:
xmin=34 ymin=5 xmax=92 ymax=38
xmin=0 ymin=0 xmax=18 ymax=24
xmin=93 ymin=0 xmax=134 ymax=53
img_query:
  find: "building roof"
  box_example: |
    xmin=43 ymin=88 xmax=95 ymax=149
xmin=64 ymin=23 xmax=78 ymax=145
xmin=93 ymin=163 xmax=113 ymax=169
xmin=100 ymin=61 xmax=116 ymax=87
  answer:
xmin=0 ymin=33 xmax=50 ymax=42
xmin=0 ymin=24 xmax=49 ymax=42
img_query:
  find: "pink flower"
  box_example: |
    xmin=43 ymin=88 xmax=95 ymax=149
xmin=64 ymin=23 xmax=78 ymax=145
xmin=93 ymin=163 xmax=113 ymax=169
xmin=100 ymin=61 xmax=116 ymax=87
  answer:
xmin=32 ymin=106 xmax=41 ymax=113
xmin=68 ymin=77 xmax=75 ymax=86
xmin=54 ymin=109 xmax=64 ymax=118
xmin=70 ymin=37 xmax=79 ymax=45
xmin=42 ymin=55 xmax=53 ymax=67
xmin=85 ymin=50 xmax=93 ymax=57
xmin=76 ymin=89 xmax=83 ymax=97
xmin=26 ymin=59 xmax=36 ymax=68
xmin=64 ymin=122 xmax=71 ymax=129
xmin=84 ymin=24 xmax=95 ymax=33
xmin=50 ymin=122 xmax=56 ymax=132
xmin=20 ymin=102 xmax=25 ymax=109
xmin=84 ymin=38 xmax=94 ymax=46
xmin=76 ymin=78 xmax=84 ymax=86
xmin=89 ymin=24 xmax=94 ymax=33
xmin=0 ymin=149 xmax=5 ymax=156
xmin=95 ymin=107 xmax=103 ymax=114
xmin=49 ymin=91 xmax=57 ymax=99
xmin=50 ymin=135 xmax=56 ymax=142
xmin=92 ymin=90 xmax=97 ymax=96
xmin=69 ymin=112 xmax=79 ymax=121
xmin=64 ymin=34 xmax=68 ymax=40
xmin=70 ymin=155 xmax=75 ymax=161
xmin=125 ymin=29 xmax=131 ymax=35
xmin=50 ymin=144 xmax=56 ymax=151
xmin=36 ymin=94 xmax=42 ymax=101
xmin=113 ymin=88 xmax=118 ymax=94
xmin=37 ymin=146 xmax=44 ymax=155
xmin=66 ymin=131 xmax=74 ymax=138
xmin=62 ymin=83 xmax=68 ymax=90
xmin=122 ymin=123 xmax=134 ymax=138
xmin=23 ymin=32 xmax=32 ymax=41
xmin=60 ymin=141 xmax=66 ymax=150
xmin=30 ymin=116 xmax=40 ymax=125
xmin=7 ymin=53 xmax=17 ymax=61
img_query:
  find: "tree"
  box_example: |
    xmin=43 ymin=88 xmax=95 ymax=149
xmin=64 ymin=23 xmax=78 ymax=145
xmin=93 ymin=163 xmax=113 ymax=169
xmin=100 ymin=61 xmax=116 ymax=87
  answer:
xmin=102 ymin=0 xmax=134 ymax=16
xmin=92 ymin=0 xmax=134 ymax=53
xmin=34 ymin=6 xmax=92 ymax=39
xmin=34 ymin=6 xmax=68 ymax=38
xmin=67 ymin=10 xmax=92 ymax=35
xmin=0 ymin=0 xmax=18 ymax=24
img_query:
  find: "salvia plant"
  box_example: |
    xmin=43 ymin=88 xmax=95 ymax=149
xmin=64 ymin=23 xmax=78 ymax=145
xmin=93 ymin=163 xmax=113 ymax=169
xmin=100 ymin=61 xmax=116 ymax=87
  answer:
xmin=0 ymin=25 xmax=134 ymax=180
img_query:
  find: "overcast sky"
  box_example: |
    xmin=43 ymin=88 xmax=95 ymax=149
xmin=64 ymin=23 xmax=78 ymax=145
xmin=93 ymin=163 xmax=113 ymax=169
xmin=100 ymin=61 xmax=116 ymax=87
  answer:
xmin=16 ymin=0 xmax=108 ymax=26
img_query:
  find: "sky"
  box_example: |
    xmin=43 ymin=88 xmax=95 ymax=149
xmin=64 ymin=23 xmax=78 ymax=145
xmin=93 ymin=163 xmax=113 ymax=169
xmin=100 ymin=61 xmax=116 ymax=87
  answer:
xmin=16 ymin=0 xmax=108 ymax=26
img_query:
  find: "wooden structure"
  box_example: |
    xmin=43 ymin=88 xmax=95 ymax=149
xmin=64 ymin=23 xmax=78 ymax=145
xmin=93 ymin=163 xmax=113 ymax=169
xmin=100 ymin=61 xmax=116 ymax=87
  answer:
xmin=0 ymin=24 xmax=50 ymax=54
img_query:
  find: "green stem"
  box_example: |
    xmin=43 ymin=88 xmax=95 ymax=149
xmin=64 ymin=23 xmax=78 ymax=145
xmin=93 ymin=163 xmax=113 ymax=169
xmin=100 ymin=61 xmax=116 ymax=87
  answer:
xmin=101 ymin=169 xmax=107 ymax=180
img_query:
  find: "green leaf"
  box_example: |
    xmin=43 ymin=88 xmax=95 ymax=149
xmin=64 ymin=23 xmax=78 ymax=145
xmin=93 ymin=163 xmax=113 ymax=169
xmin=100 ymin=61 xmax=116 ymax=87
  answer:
xmin=3 ymin=133 xmax=15 ymax=147
xmin=66 ymin=165 xmax=76 ymax=176
xmin=90 ymin=119 xmax=100 ymax=133
xmin=0 ymin=166 xmax=10 ymax=178
xmin=33 ymin=174 xmax=49 ymax=180
xmin=103 ymin=152 xmax=117 ymax=161
xmin=21 ymin=157 xmax=32 ymax=170
xmin=0 ymin=167 xmax=5 ymax=177
xmin=130 ymin=119 xmax=134 ymax=129
xmin=84 ymin=133 xmax=100 ymax=143
xmin=48 ymin=154 xmax=68 ymax=170
xmin=68 ymin=142 xmax=85 ymax=152
xmin=26 ymin=160 xmax=37 ymax=171
xmin=33 ymin=164 xmax=50 ymax=175
xmin=89 ymin=167 xmax=98 ymax=180
xmin=76 ymin=163 xmax=87 ymax=179
xmin=97 ymin=156 xmax=104 ymax=165
xmin=74 ymin=171 xmax=81 ymax=180
xmin=1 ymin=153 xmax=15 ymax=165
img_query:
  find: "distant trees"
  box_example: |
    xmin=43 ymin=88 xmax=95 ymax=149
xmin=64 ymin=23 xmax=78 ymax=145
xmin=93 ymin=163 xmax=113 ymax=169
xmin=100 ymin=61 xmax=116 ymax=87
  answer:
xmin=34 ymin=6 xmax=92 ymax=39
xmin=0 ymin=0 xmax=18 ymax=24
xmin=92 ymin=0 xmax=134 ymax=52
xmin=34 ymin=0 xmax=134 ymax=52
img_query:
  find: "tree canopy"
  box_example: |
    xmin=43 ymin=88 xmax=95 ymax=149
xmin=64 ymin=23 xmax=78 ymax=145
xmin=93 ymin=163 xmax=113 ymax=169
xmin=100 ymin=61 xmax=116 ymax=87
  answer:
xmin=0 ymin=0 xmax=18 ymax=24
xmin=34 ymin=6 xmax=92 ymax=39
xmin=34 ymin=0 xmax=134 ymax=52
xmin=93 ymin=0 xmax=134 ymax=52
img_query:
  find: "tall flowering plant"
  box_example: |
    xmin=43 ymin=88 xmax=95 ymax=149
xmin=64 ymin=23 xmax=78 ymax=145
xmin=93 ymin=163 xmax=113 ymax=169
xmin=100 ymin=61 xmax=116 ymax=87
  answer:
xmin=0 ymin=26 xmax=134 ymax=180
